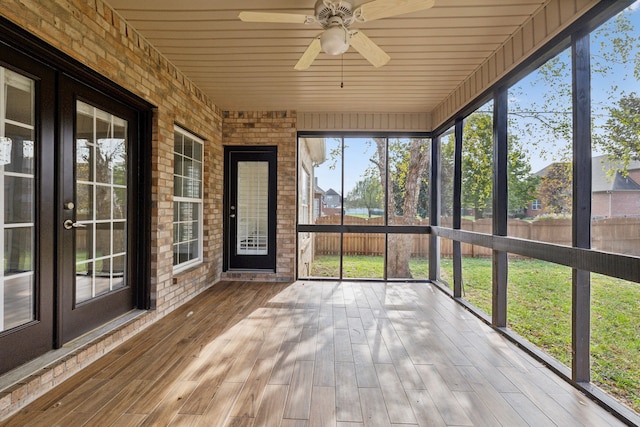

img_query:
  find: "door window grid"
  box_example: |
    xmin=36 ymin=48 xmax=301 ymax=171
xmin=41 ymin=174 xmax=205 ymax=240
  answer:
xmin=75 ymin=101 xmax=127 ymax=304
xmin=1 ymin=67 xmax=36 ymax=332
xmin=237 ymin=161 xmax=268 ymax=255
xmin=173 ymin=126 xmax=203 ymax=270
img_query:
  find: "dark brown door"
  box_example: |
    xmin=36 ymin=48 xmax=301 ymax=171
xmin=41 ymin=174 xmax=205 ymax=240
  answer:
xmin=224 ymin=146 xmax=277 ymax=271
xmin=58 ymin=76 xmax=137 ymax=343
xmin=0 ymin=46 xmax=56 ymax=373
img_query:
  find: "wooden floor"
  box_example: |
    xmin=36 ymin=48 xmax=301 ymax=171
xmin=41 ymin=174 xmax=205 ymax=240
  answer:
xmin=2 ymin=280 xmax=625 ymax=427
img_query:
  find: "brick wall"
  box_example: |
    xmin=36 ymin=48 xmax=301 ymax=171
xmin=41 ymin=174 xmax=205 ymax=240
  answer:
xmin=222 ymin=111 xmax=298 ymax=282
xmin=0 ymin=0 xmax=225 ymax=417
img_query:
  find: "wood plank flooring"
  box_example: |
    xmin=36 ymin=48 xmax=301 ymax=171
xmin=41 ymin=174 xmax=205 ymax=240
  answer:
xmin=1 ymin=280 xmax=625 ymax=426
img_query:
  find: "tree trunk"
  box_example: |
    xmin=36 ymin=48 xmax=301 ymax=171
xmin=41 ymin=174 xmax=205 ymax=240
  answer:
xmin=373 ymin=138 xmax=430 ymax=278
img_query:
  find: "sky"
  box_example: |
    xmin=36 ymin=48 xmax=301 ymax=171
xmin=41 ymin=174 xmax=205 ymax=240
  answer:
xmin=310 ymin=1 xmax=640 ymax=195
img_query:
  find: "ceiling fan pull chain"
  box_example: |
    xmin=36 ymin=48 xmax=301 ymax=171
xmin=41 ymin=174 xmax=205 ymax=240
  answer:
xmin=341 ymin=54 xmax=344 ymax=88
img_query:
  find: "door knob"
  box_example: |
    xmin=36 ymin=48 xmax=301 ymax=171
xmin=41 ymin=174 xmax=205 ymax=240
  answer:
xmin=63 ymin=219 xmax=87 ymax=230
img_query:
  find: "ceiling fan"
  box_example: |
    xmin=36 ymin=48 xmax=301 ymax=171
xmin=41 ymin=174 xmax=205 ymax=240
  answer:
xmin=239 ymin=0 xmax=435 ymax=70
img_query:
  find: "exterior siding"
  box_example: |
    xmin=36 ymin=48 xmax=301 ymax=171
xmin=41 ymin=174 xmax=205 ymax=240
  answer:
xmin=298 ymin=112 xmax=431 ymax=131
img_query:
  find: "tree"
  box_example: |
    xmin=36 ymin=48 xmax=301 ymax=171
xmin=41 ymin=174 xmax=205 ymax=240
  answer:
xmin=509 ymin=5 xmax=640 ymax=176
xmin=508 ymin=147 xmax=540 ymax=217
xmin=345 ymin=175 xmax=383 ymax=217
xmin=598 ymin=92 xmax=640 ymax=175
xmin=450 ymin=112 xmax=539 ymax=219
xmin=371 ymin=137 xmax=431 ymax=278
xmin=538 ymin=163 xmax=572 ymax=215
xmin=461 ymin=114 xmax=493 ymax=219
xmin=440 ymin=132 xmax=455 ymax=219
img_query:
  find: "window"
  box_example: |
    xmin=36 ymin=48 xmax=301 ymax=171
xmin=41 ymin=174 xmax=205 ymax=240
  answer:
xmin=531 ymin=199 xmax=541 ymax=210
xmin=173 ymin=126 xmax=203 ymax=271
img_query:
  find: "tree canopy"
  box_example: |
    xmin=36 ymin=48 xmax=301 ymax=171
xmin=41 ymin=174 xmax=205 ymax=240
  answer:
xmin=345 ymin=175 xmax=383 ymax=217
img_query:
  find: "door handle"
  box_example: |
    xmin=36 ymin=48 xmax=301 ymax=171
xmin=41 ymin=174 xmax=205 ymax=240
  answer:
xmin=63 ymin=219 xmax=87 ymax=230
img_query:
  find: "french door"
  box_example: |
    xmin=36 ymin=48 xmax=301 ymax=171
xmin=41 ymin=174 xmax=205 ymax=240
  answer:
xmin=58 ymin=76 xmax=138 ymax=343
xmin=0 ymin=45 xmax=145 ymax=374
xmin=224 ymin=146 xmax=277 ymax=271
xmin=0 ymin=46 xmax=56 ymax=373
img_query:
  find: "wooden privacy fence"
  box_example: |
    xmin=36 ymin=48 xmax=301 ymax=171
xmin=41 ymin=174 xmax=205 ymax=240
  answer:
xmin=312 ymin=215 xmax=640 ymax=257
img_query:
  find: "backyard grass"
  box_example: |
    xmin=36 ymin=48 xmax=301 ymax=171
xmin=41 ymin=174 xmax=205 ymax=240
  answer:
xmin=310 ymin=255 xmax=640 ymax=412
xmin=310 ymin=255 xmax=428 ymax=279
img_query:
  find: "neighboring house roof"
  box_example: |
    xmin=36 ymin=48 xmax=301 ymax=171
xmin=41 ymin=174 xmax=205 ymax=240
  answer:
xmin=592 ymin=155 xmax=640 ymax=192
xmin=325 ymin=188 xmax=341 ymax=196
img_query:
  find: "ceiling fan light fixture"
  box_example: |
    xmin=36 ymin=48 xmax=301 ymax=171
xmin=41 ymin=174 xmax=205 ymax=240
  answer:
xmin=320 ymin=23 xmax=350 ymax=55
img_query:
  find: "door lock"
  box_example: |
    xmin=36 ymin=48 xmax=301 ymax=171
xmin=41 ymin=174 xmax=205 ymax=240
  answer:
xmin=63 ymin=219 xmax=87 ymax=230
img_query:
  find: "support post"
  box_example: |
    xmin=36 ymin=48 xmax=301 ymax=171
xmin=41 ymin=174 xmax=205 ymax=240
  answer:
xmin=572 ymin=31 xmax=592 ymax=383
xmin=429 ymin=133 xmax=441 ymax=281
xmin=492 ymin=88 xmax=508 ymax=327
xmin=453 ymin=119 xmax=463 ymax=298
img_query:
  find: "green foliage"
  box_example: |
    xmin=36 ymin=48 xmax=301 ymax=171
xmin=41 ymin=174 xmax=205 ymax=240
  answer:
xmin=440 ymin=132 xmax=455 ymax=218
xmin=345 ymin=175 xmax=383 ymax=217
xmin=461 ymin=113 xmax=493 ymax=218
xmin=442 ymin=112 xmax=539 ymax=219
xmin=511 ymin=4 xmax=640 ymax=178
xmin=599 ymin=92 xmax=640 ymax=175
xmin=507 ymin=146 xmax=540 ymax=216
xmin=538 ymin=163 xmax=572 ymax=215
xmin=387 ymin=138 xmax=431 ymax=219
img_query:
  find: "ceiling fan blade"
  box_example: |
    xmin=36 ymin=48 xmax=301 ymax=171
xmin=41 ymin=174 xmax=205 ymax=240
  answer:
xmin=349 ymin=31 xmax=391 ymax=68
xmin=356 ymin=0 xmax=435 ymax=22
xmin=238 ymin=11 xmax=310 ymax=24
xmin=295 ymin=38 xmax=322 ymax=70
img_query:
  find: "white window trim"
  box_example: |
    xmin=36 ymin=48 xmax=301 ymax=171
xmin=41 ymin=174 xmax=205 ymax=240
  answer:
xmin=173 ymin=126 xmax=204 ymax=273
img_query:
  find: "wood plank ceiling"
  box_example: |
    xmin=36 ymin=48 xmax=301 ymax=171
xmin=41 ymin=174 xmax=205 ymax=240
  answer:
xmin=106 ymin=0 xmax=550 ymax=113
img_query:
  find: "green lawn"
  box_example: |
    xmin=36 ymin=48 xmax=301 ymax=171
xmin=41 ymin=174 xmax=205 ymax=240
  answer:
xmin=310 ymin=255 xmax=428 ymax=279
xmin=310 ymin=255 xmax=640 ymax=412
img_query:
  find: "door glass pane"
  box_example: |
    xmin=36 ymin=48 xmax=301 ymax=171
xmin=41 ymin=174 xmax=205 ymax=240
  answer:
xmin=1 ymin=67 xmax=36 ymax=332
xmin=237 ymin=161 xmax=269 ymax=255
xmin=75 ymin=101 xmax=128 ymax=304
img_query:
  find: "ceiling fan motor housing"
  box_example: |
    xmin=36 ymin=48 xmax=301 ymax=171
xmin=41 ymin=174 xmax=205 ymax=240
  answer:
xmin=315 ymin=0 xmax=354 ymax=27
xmin=320 ymin=17 xmax=350 ymax=55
